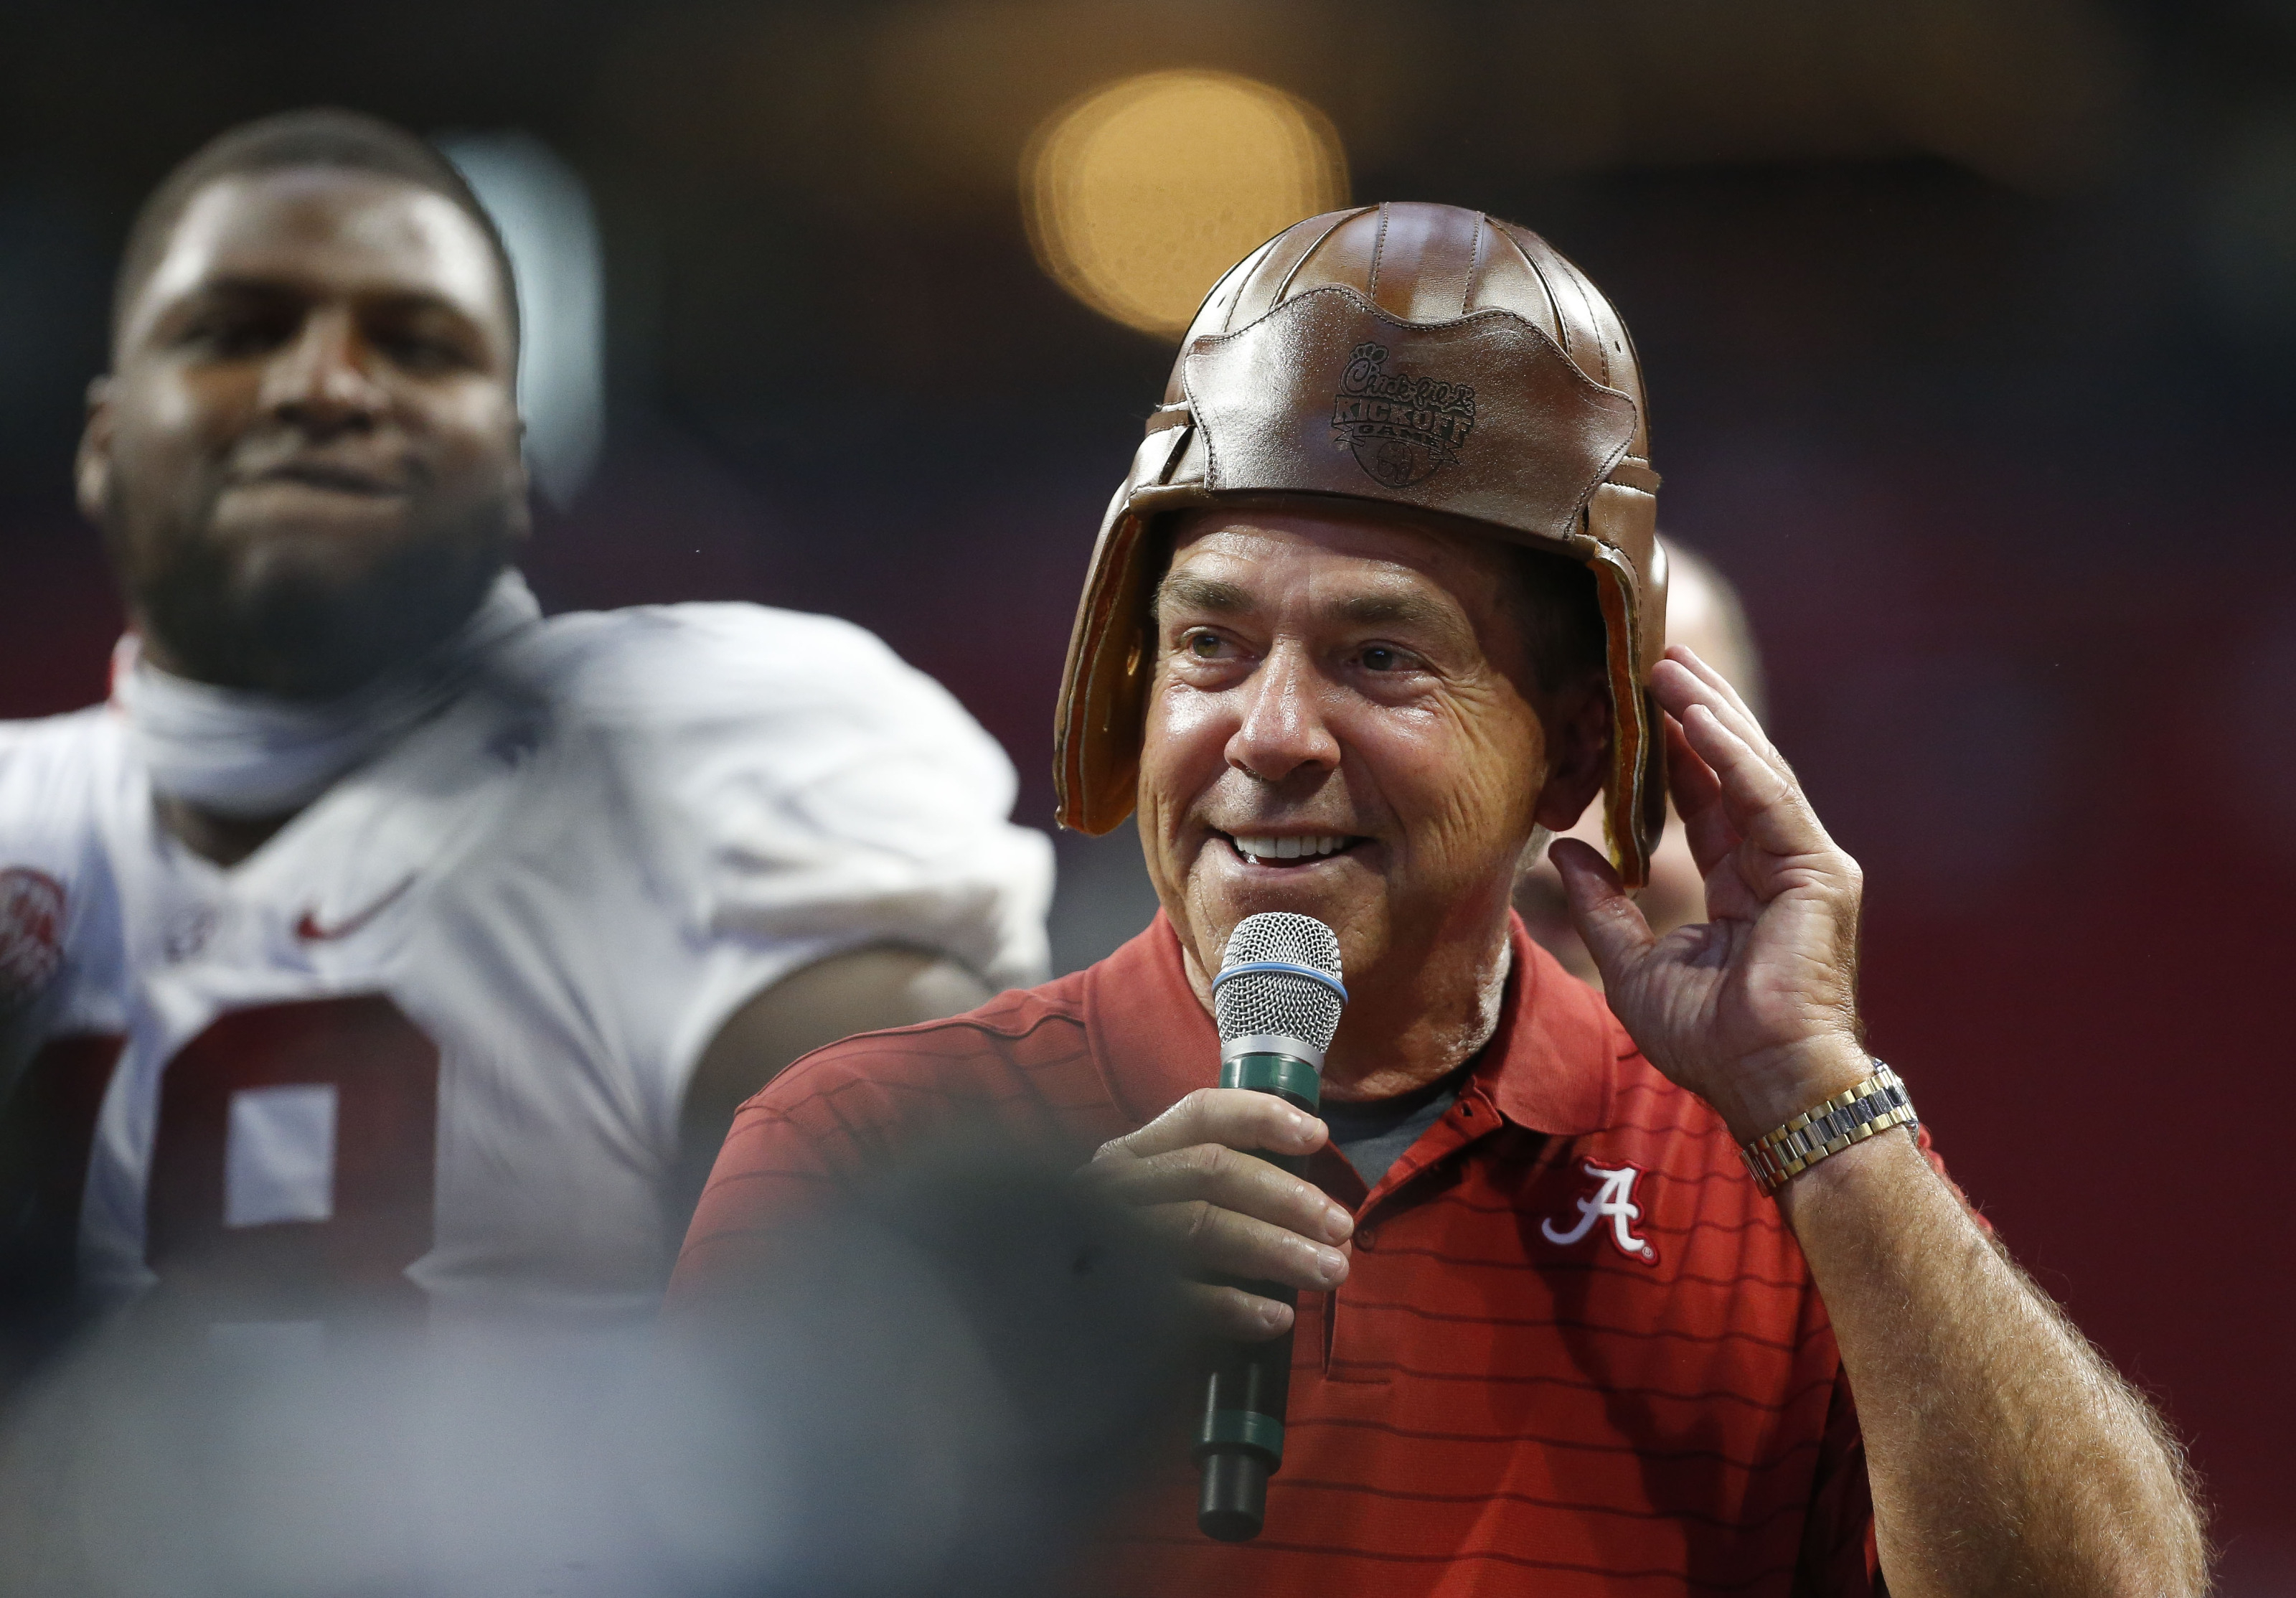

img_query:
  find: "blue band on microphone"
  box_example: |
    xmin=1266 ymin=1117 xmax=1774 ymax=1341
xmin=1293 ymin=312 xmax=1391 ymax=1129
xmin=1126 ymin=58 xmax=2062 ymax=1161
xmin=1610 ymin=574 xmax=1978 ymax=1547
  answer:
xmin=1210 ymin=959 xmax=1348 ymax=1003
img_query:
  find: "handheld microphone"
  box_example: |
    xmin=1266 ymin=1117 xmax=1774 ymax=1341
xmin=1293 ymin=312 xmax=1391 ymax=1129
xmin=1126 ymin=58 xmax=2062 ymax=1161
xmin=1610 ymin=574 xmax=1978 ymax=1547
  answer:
xmin=1195 ymin=911 xmax=1347 ymax=1543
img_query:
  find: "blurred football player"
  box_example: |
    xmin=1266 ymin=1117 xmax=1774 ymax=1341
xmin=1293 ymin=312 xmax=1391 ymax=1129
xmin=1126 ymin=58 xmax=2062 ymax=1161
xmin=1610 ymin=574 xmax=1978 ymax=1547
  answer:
xmin=0 ymin=109 xmax=1050 ymax=1345
xmin=1515 ymin=536 xmax=1765 ymax=982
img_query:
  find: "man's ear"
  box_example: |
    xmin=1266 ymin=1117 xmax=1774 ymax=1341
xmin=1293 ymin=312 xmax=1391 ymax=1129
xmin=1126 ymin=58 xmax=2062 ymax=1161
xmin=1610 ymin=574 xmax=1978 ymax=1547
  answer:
xmin=75 ymin=375 xmax=115 ymax=526
xmin=1531 ymin=682 xmax=1613 ymax=832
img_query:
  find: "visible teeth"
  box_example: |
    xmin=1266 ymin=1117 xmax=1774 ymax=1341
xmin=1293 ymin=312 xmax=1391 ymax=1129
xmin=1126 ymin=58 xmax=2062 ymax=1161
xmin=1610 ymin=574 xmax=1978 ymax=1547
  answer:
xmin=1233 ymin=834 xmax=1348 ymax=862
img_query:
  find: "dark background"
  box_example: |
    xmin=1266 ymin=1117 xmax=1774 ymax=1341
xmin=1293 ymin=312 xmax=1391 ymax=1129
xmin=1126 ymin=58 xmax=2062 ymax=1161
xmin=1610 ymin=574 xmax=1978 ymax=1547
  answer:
xmin=1 ymin=0 xmax=2290 ymax=1582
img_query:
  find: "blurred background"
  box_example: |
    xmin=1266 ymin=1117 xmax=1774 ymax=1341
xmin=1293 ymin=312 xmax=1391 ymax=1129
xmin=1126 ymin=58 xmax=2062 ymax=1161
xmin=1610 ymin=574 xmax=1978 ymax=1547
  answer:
xmin=0 ymin=0 xmax=2290 ymax=1585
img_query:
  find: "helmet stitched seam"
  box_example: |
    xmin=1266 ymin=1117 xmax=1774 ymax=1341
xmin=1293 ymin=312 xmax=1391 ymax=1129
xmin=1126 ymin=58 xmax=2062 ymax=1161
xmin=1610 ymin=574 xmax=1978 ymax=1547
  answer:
xmin=1269 ymin=207 xmax=1371 ymax=315
xmin=1367 ymin=201 xmax=1391 ymax=304
xmin=1493 ymin=221 xmax=1568 ymax=355
xmin=1465 ymin=214 xmax=1490 ymax=319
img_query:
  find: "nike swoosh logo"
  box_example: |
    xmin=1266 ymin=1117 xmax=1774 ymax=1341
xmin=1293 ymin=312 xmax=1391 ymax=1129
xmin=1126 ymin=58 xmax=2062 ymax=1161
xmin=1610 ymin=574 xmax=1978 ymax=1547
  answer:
xmin=294 ymin=875 xmax=415 ymax=942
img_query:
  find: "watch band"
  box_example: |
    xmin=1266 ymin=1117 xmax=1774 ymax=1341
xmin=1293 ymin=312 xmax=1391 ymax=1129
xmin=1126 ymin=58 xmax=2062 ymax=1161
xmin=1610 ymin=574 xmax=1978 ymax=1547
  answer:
xmin=1739 ymin=1063 xmax=1917 ymax=1195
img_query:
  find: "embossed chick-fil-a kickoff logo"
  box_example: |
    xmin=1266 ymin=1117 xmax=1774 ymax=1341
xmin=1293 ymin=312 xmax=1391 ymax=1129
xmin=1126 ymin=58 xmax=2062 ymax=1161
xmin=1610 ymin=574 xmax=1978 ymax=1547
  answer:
xmin=1330 ymin=342 xmax=1477 ymax=489
xmin=1540 ymin=1160 xmax=1658 ymax=1264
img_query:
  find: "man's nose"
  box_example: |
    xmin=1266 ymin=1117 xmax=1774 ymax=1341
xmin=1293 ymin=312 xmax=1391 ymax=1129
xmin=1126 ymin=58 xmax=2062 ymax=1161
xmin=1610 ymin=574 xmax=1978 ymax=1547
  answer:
xmin=1225 ymin=644 xmax=1341 ymax=785
xmin=259 ymin=307 xmax=385 ymax=431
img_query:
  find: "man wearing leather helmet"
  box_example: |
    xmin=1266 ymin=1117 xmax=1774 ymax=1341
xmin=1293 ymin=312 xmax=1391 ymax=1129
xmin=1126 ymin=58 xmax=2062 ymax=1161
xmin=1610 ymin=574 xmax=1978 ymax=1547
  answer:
xmin=677 ymin=204 xmax=2203 ymax=1595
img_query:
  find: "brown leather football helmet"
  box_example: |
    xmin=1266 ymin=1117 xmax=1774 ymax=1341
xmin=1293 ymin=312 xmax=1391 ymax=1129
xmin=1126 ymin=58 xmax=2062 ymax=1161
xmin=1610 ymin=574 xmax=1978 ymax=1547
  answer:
xmin=1053 ymin=201 xmax=1668 ymax=885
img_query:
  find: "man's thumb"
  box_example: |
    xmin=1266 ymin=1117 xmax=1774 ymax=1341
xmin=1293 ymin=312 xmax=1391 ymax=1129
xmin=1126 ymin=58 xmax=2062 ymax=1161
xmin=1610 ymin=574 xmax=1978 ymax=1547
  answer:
xmin=1550 ymin=837 xmax=1655 ymax=984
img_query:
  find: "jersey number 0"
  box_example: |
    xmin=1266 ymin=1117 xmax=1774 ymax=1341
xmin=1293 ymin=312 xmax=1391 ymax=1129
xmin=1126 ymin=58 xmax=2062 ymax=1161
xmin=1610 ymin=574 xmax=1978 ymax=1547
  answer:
xmin=11 ymin=994 xmax=439 ymax=1320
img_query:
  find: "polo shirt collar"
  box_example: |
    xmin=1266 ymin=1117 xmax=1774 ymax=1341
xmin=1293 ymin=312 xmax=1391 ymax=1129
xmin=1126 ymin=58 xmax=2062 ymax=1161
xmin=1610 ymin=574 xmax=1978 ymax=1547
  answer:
xmin=1472 ymin=918 xmax=1617 ymax=1137
xmin=1083 ymin=912 xmax=1220 ymax=1127
xmin=1081 ymin=911 xmax=1619 ymax=1137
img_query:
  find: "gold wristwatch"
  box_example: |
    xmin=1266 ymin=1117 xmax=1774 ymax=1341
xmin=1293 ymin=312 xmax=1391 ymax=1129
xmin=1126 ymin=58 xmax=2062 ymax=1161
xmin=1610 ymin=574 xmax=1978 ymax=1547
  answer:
xmin=1739 ymin=1063 xmax=1918 ymax=1195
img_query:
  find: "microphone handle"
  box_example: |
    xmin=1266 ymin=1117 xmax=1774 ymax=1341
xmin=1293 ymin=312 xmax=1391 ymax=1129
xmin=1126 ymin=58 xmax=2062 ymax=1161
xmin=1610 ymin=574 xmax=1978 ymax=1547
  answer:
xmin=1195 ymin=1051 xmax=1322 ymax=1543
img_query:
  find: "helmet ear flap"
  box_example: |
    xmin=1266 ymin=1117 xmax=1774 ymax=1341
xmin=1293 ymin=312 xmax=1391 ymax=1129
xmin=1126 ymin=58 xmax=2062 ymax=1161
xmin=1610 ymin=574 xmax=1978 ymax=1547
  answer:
xmin=1054 ymin=505 xmax=1162 ymax=835
xmin=1637 ymin=687 xmax=1670 ymax=874
xmin=1631 ymin=527 xmax=1670 ymax=885
xmin=1586 ymin=535 xmax=1665 ymax=890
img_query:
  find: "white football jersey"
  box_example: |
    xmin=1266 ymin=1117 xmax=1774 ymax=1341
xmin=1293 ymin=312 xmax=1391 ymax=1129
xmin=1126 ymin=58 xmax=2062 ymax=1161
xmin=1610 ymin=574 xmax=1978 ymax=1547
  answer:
xmin=0 ymin=599 xmax=1053 ymax=1325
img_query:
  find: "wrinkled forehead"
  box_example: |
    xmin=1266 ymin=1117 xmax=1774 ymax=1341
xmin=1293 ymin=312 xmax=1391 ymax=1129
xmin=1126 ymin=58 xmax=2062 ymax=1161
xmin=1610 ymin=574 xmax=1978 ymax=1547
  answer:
xmin=122 ymin=168 xmax=512 ymax=354
xmin=1161 ymin=502 xmax=1519 ymax=621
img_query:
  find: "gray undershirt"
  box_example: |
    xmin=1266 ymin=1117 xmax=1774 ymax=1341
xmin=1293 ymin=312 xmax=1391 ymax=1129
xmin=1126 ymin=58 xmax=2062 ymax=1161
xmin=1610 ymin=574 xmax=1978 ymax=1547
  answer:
xmin=1321 ymin=1065 xmax=1473 ymax=1189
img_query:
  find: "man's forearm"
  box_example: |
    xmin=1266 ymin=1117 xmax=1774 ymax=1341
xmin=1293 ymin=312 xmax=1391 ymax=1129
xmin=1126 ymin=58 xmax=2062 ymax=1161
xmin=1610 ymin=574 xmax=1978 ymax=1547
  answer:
xmin=674 ymin=948 xmax=992 ymax=1223
xmin=1777 ymin=1127 xmax=2205 ymax=1598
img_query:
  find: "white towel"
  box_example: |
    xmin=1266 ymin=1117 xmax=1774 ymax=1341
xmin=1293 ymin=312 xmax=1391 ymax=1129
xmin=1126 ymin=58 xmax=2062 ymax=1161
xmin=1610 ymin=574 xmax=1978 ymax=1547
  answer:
xmin=112 ymin=570 xmax=543 ymax=818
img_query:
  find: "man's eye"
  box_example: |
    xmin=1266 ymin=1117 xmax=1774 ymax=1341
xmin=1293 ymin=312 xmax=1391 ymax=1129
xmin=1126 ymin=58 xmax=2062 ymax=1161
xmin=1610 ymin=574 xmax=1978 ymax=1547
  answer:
xmin=377 ymin=332 xmax=467 ymax=373
xmin=1360 ymin=646 xmax=1403 ymax=672
xmin=184 ymin=310 xmax=293 ymax=357
xmin=1187 ymin=632 xmax=1225 ymax=659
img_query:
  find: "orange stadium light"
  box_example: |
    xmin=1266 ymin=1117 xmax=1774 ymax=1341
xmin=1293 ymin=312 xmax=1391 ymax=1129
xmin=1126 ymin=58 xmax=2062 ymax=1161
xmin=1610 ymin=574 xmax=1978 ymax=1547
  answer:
xmin=1022 ymin=70 xmax=1349 ymax=338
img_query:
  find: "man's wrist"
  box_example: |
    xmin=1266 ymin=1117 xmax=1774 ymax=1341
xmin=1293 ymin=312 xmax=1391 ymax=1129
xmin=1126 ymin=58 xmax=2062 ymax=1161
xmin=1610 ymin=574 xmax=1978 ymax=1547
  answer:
xmin=1713 ymin=1034 xmax=1872 ymax=1145
xmin=1738 ymin=1061 xmax=1917 ymax=1196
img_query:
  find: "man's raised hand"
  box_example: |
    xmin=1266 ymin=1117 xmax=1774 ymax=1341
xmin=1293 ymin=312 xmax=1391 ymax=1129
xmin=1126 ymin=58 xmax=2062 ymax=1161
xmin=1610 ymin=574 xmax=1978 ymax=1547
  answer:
xmin=1551 ymin=644 xmax=1868 ymax=1142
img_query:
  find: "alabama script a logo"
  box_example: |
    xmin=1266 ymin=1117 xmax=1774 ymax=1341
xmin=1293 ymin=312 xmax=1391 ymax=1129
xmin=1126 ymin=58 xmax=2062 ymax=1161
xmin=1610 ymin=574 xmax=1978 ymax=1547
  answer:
xmin=1540 ymin=1160 xmax=1657 ymax=1264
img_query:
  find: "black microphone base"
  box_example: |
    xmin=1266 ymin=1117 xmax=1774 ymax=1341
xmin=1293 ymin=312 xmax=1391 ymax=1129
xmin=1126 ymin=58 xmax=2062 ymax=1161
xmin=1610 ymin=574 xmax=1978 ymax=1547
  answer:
xmin=1191 ymin=1132 xmax=1305 ymax=1543
xmin=1198 ymin=1448 xmax=1270 ymax=1541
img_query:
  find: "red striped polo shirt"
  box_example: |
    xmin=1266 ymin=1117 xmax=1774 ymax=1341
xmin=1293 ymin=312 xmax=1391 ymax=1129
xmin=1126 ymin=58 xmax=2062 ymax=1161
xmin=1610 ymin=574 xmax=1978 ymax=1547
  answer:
xmin=675 ymin=914 xmax=1911 ymax=1596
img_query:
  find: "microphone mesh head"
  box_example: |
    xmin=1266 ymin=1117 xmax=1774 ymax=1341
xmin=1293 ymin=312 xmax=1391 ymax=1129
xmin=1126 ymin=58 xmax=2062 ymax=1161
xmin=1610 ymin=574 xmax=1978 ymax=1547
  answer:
xmin=1215 ymin=913 xmax=1345 ymax=1051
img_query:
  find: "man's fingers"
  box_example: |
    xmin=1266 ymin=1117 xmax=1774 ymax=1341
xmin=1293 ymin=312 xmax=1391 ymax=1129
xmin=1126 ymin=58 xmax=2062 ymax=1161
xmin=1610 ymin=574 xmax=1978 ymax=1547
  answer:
xmin=1664 ymin=644 xmax=1767 ymax=737
xmin=1662 ymin=716 xmax=1741 ymax=880
xmin=1184 ymin=1282 xmax=1295 ymax=1343
xmin=1096 ymin=1087 xmax=1325 ymax=1166
xmin=1551 ymin=836 xmax=1656 ymax=986
xmin=1663 ymin=712 xmax=1723 ymax=819
xmin=1678 ymin=704 xmax=1828 ymax=862
xmin=1652 ymin=654 xmax=1784 ymax=776
xmin=1086 ymin=1138 xmax=1353 ymax=1243
xmin=1662 ymin=644 xmax=1779 ymax=761
xmin=1134 ymin=1198 xmax=1350 ymax=1294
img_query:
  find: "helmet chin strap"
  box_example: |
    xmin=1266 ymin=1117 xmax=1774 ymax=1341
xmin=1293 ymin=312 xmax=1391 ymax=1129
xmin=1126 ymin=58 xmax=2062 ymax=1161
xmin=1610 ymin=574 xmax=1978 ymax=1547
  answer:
xmin=112 ymin=569 xmax=542 ymax=820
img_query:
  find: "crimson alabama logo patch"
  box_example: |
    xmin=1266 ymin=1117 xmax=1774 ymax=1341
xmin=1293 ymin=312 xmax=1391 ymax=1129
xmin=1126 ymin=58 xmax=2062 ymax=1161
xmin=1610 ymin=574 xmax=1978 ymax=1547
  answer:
xmin=0 ymin=868 xmax=66 ymax=1009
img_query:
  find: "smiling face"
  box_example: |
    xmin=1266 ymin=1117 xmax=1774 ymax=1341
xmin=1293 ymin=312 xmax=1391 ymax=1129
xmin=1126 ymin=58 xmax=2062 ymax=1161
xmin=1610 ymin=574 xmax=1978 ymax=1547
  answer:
xmin=80 ymin=167 xmax=527 ymax=697
xmin=1138 ymin=504 xmax=1611 ymax=1092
